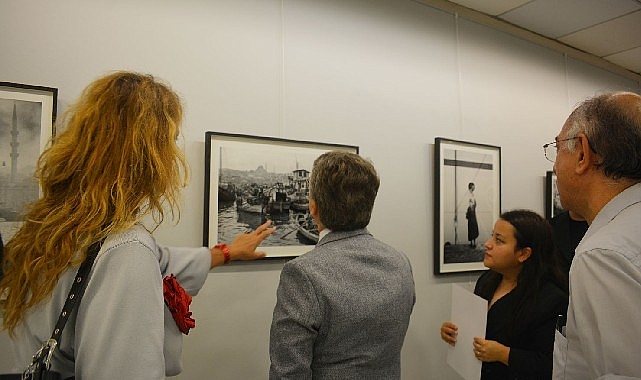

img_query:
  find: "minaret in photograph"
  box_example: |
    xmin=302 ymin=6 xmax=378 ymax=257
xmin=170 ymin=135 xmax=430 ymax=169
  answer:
xmin=10 ymin=102 xmax=19 ymax=182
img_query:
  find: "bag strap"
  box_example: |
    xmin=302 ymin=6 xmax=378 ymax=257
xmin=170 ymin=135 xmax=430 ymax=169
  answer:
xmin=24 ymin=240 xmax=103 ymax=377
xmin=50 ymin=240 xmax=103 ymax=343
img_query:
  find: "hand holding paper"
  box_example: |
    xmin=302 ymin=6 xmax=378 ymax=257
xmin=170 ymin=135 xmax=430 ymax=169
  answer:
xmin=440 ymin=321 xmax=458 ymax=346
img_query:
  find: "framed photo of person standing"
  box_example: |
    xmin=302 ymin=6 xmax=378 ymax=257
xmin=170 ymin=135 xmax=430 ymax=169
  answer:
xmin=434 ymin=137 xmax=501 ymax=275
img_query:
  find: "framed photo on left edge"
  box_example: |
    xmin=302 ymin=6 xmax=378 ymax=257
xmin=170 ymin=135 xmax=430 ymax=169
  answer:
xmin=204 ymin=132 xmax=358 ymax=259
xmin=0 ymin=82 xmax=57 ymax=242
xmin=434 ymin=137 xmax=501 ymax=275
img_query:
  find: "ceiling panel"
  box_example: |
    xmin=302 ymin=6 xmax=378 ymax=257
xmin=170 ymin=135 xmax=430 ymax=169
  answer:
xmin=443 ymin=0 xmax=529 ymax=16
xmin=605 ymin=46 xmax=641 ymax=74
xmin=441 ymin=0 xmax=641 ymax=77
xmin=559 ymin=10 xmax=641 ymax=57
xmin=500 ymin=0 xmax=641 ymax=38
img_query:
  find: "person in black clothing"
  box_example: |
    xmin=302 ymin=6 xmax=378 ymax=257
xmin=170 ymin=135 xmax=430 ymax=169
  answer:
xmin=549 ymin=210 xmax=588 ymax=274
xmin=466 ymin=182 xmax=479 ymax=247
xmin=441 ymin=209 xmax=568 ymax=379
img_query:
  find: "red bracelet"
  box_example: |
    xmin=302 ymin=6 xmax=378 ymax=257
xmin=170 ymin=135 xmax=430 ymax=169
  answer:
xmin=215 ymin=244 xmax=231 ymax=264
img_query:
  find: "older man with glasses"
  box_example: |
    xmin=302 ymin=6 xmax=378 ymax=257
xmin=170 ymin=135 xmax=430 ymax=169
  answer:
xmin=544 ymin=92 xmax=641 ymax=380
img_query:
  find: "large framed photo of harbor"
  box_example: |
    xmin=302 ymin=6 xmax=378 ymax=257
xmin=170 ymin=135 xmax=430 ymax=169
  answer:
xmin=434 ymin=138 xmax=501 ymax=275
xmin=204 ymin=132 xmax=358 ymax=259
xmin=0 ymin=82 xmax=57 ymax=242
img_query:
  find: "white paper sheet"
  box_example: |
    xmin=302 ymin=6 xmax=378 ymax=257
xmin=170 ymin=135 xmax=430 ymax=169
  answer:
xmin=446 ymin=283 xmax=487 ymax=380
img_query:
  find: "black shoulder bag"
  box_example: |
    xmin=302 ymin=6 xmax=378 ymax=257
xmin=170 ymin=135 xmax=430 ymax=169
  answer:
xmin=0 ymin=241 xmax=102 ymax=380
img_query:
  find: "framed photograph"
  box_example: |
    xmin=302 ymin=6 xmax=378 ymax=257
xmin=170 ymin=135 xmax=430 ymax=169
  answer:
xmin=434 ymin=137 xmax=501 ymax=275
xmin=204 ymin=132 xmax=358 ymax=259
xmin=0 ymin=82 xmax=57 ymax=242
xmin=545 ymin=171 xmax=564 ymax=219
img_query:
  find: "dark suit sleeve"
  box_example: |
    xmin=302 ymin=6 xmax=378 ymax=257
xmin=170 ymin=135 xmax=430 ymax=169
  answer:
xmin=508 ymin=288 xmax=568 ymax=379
xmin=269 ymin=261 xmax=321 ymax=380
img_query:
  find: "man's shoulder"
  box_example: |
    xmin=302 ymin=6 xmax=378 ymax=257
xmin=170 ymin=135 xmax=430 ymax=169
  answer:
xmin=287 ymin=231 xmax=407 ymax=268
xmin=584 ymin=208 xmax=641 ymax=247
xmin=579 ymin=190 xmax=641 ymax=249
xmin=576 ymin=215 xmax=641 ymax=273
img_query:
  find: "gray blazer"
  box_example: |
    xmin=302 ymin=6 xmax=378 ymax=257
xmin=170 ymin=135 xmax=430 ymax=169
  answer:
xmin=269 ymin=229 xmax=415 ymax=379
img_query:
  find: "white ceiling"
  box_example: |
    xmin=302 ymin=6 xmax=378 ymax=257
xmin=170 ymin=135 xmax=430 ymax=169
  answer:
xmin=426 ymin=0 xmax=641 ymax=78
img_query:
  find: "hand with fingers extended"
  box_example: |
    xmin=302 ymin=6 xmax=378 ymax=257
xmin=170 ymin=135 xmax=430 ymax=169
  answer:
xmin=440 ymin=321 xmax=458 ymax=346
xmin=210 ymin=220 xmax=276 ymax=267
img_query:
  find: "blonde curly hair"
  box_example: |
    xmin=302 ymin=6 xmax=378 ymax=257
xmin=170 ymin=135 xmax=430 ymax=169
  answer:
xmin=1 ymin=71 xmax=188 ymax=335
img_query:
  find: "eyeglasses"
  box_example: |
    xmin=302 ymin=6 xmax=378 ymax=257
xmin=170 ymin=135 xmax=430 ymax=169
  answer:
xmin=542 ymin=137 xmax=578 ymax=163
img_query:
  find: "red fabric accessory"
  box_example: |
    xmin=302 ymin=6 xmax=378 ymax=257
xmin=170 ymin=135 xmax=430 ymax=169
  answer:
xmin=163 ymin=274 xmax=196 ymax=335
xmin=215 ymin=243 xmax=231 ymax=264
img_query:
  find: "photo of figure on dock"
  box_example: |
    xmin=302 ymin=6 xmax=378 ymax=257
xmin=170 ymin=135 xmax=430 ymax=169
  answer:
xmin=204 ymin=132 xmax=358 ymax=258
xmin=434 ymin=138 xmax=501 ymax=274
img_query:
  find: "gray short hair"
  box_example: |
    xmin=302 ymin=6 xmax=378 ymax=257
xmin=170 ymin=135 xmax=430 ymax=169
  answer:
xmin=564 ymin=92 xmax=641 ymax=180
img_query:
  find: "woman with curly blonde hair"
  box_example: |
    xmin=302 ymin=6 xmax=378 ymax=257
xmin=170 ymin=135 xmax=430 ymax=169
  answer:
xmin=1 ymin=71 xmax=274 ymax=379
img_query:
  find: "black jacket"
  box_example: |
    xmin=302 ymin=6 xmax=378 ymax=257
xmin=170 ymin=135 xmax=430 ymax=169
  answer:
xmin=475 ymin=270 xmax=568 ymax=380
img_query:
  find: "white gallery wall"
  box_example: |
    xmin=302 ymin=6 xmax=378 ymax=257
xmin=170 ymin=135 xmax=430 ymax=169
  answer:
xmin=1 ymin=0 xmax=639 ymax=379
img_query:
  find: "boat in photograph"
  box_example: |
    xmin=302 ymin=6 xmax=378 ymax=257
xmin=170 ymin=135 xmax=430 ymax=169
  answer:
xmin=296 ymin=213 xmax=319 ymax=244
xmin=218 ymin=182 xmax=236 ymax=203
xmin=236 ymin=194 xmax=266 ymax=214
xmin=265 ymin=183 xmax=291 ymax=214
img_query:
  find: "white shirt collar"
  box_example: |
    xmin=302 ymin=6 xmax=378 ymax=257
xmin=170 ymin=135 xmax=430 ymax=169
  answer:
xmin=318 ymin=228 xmax=331 ymax=243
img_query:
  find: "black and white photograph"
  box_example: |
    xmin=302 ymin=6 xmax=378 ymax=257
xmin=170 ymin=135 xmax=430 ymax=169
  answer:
xmin=434 ymin=137 xmax=501 ymax=274
xmin=204 ymin=132 xmax=358 ymax=258
xmin=0 ymin=82 xmax=57 ymax=242
xmin=545 ymin=171 xmax=563 ymax=219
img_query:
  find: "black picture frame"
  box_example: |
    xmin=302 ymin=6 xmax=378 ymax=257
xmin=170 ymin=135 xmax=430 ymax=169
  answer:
xmin=434 ymin=137 xmax=501 ymax=275
xmin=204 ymin=132 xmax=358 ymax=259
xmin=0 ymin=82 xmax=57 ymax=242
xmin=545 ymin=171 xmax=564 ymax=219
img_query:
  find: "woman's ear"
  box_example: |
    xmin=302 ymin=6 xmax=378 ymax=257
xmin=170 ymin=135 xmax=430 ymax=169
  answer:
xmin=517 ymin=247 xmax=532 ymax=263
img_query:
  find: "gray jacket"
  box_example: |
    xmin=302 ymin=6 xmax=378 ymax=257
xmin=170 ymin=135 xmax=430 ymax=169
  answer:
xmin=269 ymin=229 xmax=416 ymax=379
xmin=11 ymin=225 xmax=211 ymax=379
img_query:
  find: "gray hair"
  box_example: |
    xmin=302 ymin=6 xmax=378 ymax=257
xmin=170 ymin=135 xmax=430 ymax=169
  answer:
xmin=564 ymin=92 xmax=641 ymax=180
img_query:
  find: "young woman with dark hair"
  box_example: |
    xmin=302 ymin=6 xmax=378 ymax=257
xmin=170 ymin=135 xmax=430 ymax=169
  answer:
xmin=441 ymin=209 xmax=568 ymax=379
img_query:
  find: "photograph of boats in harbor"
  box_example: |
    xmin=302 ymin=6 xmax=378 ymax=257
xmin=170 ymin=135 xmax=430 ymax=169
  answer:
xmin=434 ymin=138 xmax=501 ymax=274
xmin=0 ymin=82 xmax=57 ymax=242
xmin=204 ymin=132 xmax=358 ymax=258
